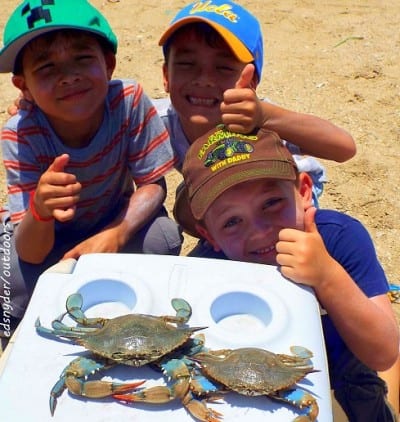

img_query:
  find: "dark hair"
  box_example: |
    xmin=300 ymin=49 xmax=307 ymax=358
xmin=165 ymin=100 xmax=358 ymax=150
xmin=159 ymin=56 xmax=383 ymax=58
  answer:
xmin=13 ymin=29 xmax=115 ymax=75
xmin=163 ymin=22 xmax=228 ymax=63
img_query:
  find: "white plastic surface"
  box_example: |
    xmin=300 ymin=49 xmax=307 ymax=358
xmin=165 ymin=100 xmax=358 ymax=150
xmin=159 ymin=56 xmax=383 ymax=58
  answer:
xmin=0 ymin=253 xmax=332 ymax=421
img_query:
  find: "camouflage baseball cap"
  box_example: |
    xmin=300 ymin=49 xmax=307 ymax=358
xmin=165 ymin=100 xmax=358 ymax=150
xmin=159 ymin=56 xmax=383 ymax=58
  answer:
xmin=0 ymin=0 xmax=118 ymax=73
xmin=174 ymin=125 xmax=297 ymax=237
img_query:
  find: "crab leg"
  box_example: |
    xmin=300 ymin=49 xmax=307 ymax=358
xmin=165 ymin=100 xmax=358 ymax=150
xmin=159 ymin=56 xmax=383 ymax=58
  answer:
xmin=50 ymin=356 xmax=144 ymax=415
xmin=64 ymin=293 xmax=108 ymax=326
xmin=182 ymin=391 xmax=223 ymax=422
xmin=66 ymin=294 xmax=193 ymax=326
xmin=114 ymin=387 xmax=222 ymax=422
xmin=274 ymin=387 xmax=319 ymax=422
xmin=162 ymin=297 xmax=192 ymax=325
xmin=35 ymin=318 xmax=98 ymax=339
xmin=114 ymin=358 xmax=223 ymax=421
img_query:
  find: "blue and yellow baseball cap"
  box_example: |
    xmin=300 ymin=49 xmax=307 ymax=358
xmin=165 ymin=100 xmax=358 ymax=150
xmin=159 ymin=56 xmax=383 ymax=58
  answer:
xmin=0 ymin=0 xmax=117 ymax=73
xmin=159 ymin=0 xmax=264 ymax=81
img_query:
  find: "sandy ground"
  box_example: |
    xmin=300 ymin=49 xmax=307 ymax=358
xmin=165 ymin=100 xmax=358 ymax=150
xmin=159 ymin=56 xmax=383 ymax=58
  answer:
xmin=0 ymin=0 xmax=399 ymax=328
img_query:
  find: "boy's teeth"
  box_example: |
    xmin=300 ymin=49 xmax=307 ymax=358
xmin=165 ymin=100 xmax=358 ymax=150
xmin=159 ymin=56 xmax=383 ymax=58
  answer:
xmin=254 ymin=245 xmax=275 ymax=254
xmin=188 ymin=96 xmax=215 ymax=106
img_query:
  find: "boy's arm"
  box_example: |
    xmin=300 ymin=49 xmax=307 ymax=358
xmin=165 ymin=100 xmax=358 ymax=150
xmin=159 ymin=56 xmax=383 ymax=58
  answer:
xmin=15 ymin=154 xmax=81 ymax=263
xmin=259 ymin=101 xmax=356 ymax=162
xmin=15 ymin=205 xmax=55 ymax=264
xmin=221 ymin=64 xmax=356 ymax=162
xmin=62 ymin=178 xmax=167 ymax=259
xmin=277 ymin=207 xmax=399 ymax=371
xmin=315 ymin=261 xmax=398 ymax=371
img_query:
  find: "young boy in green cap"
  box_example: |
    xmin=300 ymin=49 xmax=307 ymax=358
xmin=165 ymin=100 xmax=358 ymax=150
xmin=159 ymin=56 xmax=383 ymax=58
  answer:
xmin=0 ymin=0 xmax=182 ymax=339
xmin=173 ymin=124 xmax=399 ymax=421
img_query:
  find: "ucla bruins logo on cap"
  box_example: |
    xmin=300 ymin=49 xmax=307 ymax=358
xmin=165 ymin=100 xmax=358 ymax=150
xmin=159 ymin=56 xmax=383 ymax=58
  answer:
xmin=159 ymin=0 xmax=264 ymax=81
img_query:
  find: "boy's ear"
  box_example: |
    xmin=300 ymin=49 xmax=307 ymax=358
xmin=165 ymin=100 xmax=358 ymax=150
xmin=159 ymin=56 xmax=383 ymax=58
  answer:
xmin=12 ymin=75 xmax=34 ymax=103
xmin=162 ymin=62 xmax=170 ymax=93
xmin=195 ymin=223 xmax=221 ymax=252
xmin=298 ymin=172 xmax=314 ymax=206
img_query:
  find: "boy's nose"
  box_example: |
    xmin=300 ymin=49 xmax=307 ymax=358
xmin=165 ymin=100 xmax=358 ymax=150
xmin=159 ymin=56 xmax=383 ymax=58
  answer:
xmin=251 ymin=216 xmax=273 ymax=234
xmin=58 ymin=63 xmax=81 ymax=84
xmin=59 ymin=70 xmax=81 ymax=85
xmin=192 ymin=69 xmax=216 ymax=87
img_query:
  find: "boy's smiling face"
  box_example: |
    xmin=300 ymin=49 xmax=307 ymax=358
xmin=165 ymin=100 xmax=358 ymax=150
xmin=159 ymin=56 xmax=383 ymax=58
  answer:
xmin=196 ymin=174 xmax=313 ymax=265
xmin=12 ymin=31 xmax=115 ymax=143
xmin=163 ymin=26 xmax=251 ymax=143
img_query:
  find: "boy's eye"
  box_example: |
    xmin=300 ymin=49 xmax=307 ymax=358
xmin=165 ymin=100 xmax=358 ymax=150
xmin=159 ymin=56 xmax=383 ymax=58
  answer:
xmin=263 ymin=197 xmax=284 ymax=210
xmin=174 ymin=60 xmax=194 ymax=68
xmin=34 ymin=62 xmax=54 ymax=73
xmin=223 ymin=216 xmax=241 ymax=229
xmin=77 ymin=54 xmax=95 ymax=61
xmin=217 ymin=64 xmax=235 ymax=72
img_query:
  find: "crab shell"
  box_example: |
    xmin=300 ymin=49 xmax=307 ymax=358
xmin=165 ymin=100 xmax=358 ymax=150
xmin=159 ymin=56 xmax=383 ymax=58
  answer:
xmin=194 ymin=347 xmax=315 ymax=395
xmin=74 ymin=314 xmax=199 ymax=366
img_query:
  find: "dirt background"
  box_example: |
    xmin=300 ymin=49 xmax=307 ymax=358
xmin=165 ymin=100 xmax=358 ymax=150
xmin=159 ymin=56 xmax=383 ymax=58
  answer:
xmin=0 ymin=1 xmax=399 ymax=322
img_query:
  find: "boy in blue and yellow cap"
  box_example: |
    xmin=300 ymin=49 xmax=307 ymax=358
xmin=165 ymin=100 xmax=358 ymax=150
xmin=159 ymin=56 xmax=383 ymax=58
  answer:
xmin=156 ymin=1 xmax=355 ymax=179
xmin=0 ymin=0 xmax=182 ymax=340
xmin=155 ymin=0 xmax=355 ymax=257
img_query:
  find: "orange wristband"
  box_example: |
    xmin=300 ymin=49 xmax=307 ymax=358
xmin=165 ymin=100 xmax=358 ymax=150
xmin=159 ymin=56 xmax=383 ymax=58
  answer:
xmin=29 ymin=190 xmax=54 ymax=222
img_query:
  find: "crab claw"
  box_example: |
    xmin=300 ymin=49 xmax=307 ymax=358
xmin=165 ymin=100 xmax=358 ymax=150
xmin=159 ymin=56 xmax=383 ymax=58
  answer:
xmin=48 ymin=356 xmax=145 ymax=415
xmin=114 ymin=389 xmax=223 ymax=422
xmin=66 ymin=293 xmax=107 ymax=326
xmin=277 ymin=388 xmax=319 ymax=422
xmin=171 ymin=298 xmax=192 ymax=323
xmin=182 ymin=391 xmax=224 ymax=422
xmin=66 ymin=378 xmax=146 ymax=399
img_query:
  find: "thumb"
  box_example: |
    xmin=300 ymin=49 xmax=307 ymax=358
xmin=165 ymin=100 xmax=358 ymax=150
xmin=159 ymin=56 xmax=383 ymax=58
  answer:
xmin=48 ymin=154 xmax=70 ymax=173
xmin=304 ymin=206 xmax=318 ymax=233
xmin=234 ymin=63 xmax=255 ymax=89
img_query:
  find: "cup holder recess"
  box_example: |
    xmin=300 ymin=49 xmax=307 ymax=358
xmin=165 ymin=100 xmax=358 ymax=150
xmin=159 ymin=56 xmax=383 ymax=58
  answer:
xmin=210 ymin=291 xmax=272 ymax=331
xmin=76 ymin=278 xmax=137 ymax=318
xmin=201 ymin=287 xmax=289 ymax=346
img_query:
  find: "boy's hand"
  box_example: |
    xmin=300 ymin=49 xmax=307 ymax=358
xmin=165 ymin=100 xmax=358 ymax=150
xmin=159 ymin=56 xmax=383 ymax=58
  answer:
xmin=220 ymin=63 xmax=263 ymax=133
xmin=34 ymin=154 xmax=81 ymax=222
xmin=62 ymin=226 xmax=124 ymax=259
xmin=276 ymin=207 xmax=334 ymax=287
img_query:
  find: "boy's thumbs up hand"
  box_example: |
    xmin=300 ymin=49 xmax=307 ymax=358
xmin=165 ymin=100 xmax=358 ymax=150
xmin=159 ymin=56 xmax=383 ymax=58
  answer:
xmin=34 ymin=154 xmax=81 ymax=222
xmin=277 ymin=207 xmax=332 ymax=287
xmin=221 ymin=63 xmax=263 ymax=133
xmin=47 ymin=153 xmax=70 ymax=173
xmin=304 ymin=206 xmax=318 ymax=233
xmin=234 ymin=63 xmax=255 ymax=89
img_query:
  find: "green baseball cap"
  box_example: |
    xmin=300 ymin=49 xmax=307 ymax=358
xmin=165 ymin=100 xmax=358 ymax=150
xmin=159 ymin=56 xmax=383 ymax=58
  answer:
xmin=0 ymin=0 xmax=118 ymax=73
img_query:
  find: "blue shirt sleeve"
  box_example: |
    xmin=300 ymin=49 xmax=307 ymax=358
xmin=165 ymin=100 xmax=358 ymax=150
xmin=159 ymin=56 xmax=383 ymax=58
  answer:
xmin=316 ymin=209 xmax=389 ymax=298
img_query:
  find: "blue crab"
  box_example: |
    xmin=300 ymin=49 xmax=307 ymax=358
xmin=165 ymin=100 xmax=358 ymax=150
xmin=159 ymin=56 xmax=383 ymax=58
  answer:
xmin=114 ymin=345 xmax=319 ymax=421
xmin=35 ymin=293 xmax=207 ymax=416
xmin=187 ymin=346 xmax=319 ymax=421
